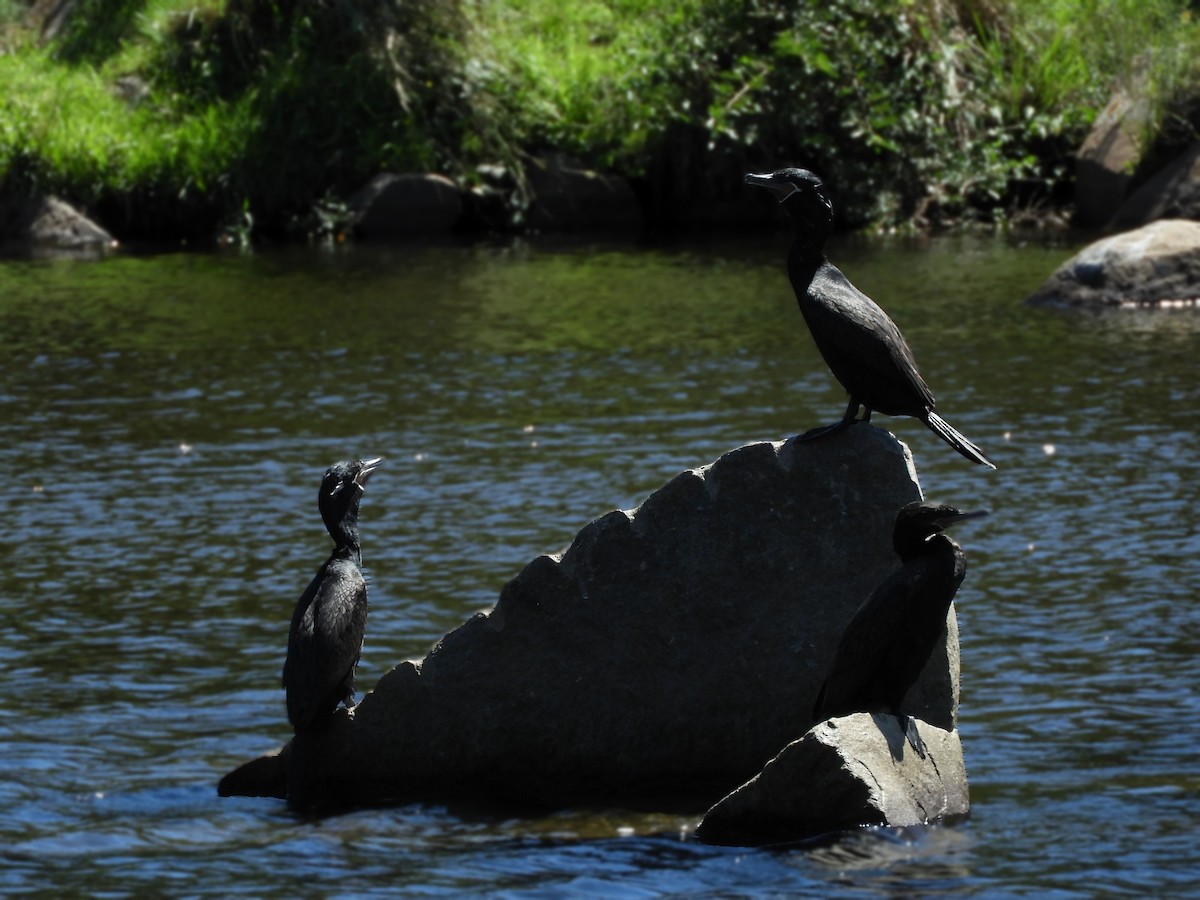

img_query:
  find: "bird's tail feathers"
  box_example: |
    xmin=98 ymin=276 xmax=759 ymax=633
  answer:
xmin=925 ymin=411 xmax=996 ymax=469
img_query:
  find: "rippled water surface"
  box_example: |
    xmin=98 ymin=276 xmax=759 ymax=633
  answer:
xmin=1 ymin=232 xmax=1197 ymax=896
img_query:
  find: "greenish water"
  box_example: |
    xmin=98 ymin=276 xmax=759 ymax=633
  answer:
xmin=1 ymin=232 xmax=1197 ymax=895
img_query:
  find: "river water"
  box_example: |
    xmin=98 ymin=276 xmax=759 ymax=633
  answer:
xmin=0 ymin=231 xmax=1196 ymax=896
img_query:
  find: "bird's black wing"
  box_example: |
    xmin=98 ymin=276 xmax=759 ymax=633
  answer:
xmin=812 ymin=561 xmax=925 ymax=722
xmin=283 ymin=559 xmax=367 ymax=730
xmin=310 ymin=558 xmax=368 ymax=694
xmin=802 ymin=263 xmax=936 ymax=414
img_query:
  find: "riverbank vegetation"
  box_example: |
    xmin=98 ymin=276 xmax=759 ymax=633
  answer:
xmin=1 ymin=0 xmax=1198 ymax=239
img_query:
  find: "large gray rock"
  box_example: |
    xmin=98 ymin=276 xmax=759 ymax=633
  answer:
xmin=696 ymin=713 xmax=969 ymax=846
xmin=1074 ymin=89 xmax=1151 ymax=228
xmin=220 ymin=425 xmax=958 ymax=808
xmin=1025 ymin=219 xmax=1200 ymax=308
xmin=1113 ymin=141 xmax=1200 ymax=230
xmin=0 ymin=194 xmax=116 ymax=255
xmin=348 ymin=172 xmax=463 ymax=238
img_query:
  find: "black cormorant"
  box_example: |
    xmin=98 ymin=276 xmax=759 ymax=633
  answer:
xmin=812 ymin=501 xmax=987 ymax=748
xmin=744 ymin=167 xmax=995 ymax=469
xmin=283 ymin=457 xmax=382 ymax=733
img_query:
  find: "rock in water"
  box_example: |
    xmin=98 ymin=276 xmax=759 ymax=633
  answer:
xmin=696 ymin=713 xmax=970 ymax=846
xmin=220 ymin=425 xmax=958 ymax=808
xmin=1025 ymin=219 xmax=1200 ymax=308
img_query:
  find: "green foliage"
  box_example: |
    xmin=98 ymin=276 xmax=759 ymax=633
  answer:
xmin=1 ymin=0 xmax=478 ymax=238
xmin=52 ymin=0 xmax=147 ymax=65
xmin=1 ymin=0 xmax=1199 ymax=236
xmin=470 ymin=0 xmax=1200 ymax=227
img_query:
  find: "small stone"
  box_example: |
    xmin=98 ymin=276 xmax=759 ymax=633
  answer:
xmin=695 ymin=713 xmax=970 ymax=846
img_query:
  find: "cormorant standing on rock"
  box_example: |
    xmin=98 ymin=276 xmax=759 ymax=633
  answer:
xmin=283 ymin=457 xmax=382 ymax=733
xmin=744 ymin=167 xmax=995 ymax=469
xmin=812 ymin=501 xmax=987 ymax=750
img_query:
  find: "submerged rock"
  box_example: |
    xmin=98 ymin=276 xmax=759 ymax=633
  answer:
xmin=221 ymin=425 xmax=960 ymax=809
xmin=696 ymin=713 xmax=969 ymax=846
xmin=1025 ymin=220 xmax=1200 ymax=308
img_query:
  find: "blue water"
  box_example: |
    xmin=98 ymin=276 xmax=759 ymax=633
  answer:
xmin=0 ymin=233 xmax=1197 ymax=895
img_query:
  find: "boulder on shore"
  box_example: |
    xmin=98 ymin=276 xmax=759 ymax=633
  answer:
xmin=220 ymin=425 xmax=959 ymax=811
xmin=525 ymin=157 xmax=643 ymax=232
xmin=1025 ymin=219 xmax=1200 ymax=308
xmin=1112 ymin=141 xmax=1200 ymax=231
xmin=348 ymin=172 xmax=463 ymax=238
xmin=696 ymin=713 xmax=969 ymax=846
xmin=1073 ymin=88 xmax=1151 ymax=228
xmin=0 ymin=194 xmax=116 ymax=255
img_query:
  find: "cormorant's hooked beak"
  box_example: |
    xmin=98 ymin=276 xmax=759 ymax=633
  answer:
xmin=929 ymin=508 xmax=989 ymax=537
xmin=354 ymin=457 xmax=383 ymax=490
xmin=744 ymin=172 xmax=799 ymax=203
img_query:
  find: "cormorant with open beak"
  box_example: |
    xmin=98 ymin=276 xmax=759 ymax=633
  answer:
xmin=283 ymin=457 xmax=382 ymax=733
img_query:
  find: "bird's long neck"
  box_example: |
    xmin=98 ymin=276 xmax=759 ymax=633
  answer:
xmin=330 ymin=539 xmax=362 ymax=567
xmin=328 ymin=505 xmax=363 ymax=566
xmin=786 ymin=235 xmax=825 ymax=296
xmin=896 ymin=531 xmax=965 ymax=578
xmin=783 ymin=200 xmax=831 ymax=296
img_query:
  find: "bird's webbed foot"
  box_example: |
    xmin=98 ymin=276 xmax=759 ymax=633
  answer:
xmin=798 ymin=420 xmax=853 ymax=441
xmin=798 ymin=399 xmax=869 ymax=441
xmin=901 ymin=714 xmax=927 ymax=760
xmin=796 ymin=400 xmax=873 ymax=444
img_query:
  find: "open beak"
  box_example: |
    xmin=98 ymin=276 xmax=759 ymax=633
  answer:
xmin=744 ymin=172 xmax=798 ymax=203
xmin=354 ymin=457 xmax=383 ymax=489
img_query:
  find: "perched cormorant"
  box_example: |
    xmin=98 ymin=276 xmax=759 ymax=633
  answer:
xmin=744 ymin=168 xmax=996 ymax=469
xmin=812 ymin=501 xmax=987 ymax=747
xmin=283 ymin=457 xmax=382 ymax=733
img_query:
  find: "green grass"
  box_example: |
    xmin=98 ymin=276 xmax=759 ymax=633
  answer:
xmin=1 ymin=0 xmax=1199 ymax=237
xmin=0 ymin=39 xmax=250 ymax=235
xmin=466 ymin=0 xmax=691 ymax=161
xmin=969 ymin=0 xmax=1200 ymax=135
xmin=1 ymin=0 xmax=459 ymax=237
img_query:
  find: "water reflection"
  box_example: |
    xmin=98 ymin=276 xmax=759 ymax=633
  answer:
xmin=0 ymin=233 xmax=1197 ymax=894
